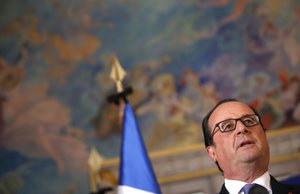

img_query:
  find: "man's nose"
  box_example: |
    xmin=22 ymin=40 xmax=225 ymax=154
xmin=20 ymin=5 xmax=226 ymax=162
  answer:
xmin=235 ymin=120 xmax=248 ymax=135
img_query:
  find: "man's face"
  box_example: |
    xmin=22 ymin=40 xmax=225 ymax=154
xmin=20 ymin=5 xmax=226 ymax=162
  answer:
xmin=206 ymin=101 xmax=270 ymax=178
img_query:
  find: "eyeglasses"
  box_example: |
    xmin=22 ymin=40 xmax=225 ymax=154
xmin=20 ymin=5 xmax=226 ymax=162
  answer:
xmin=211 ymin=114 xmax=260 ymax=138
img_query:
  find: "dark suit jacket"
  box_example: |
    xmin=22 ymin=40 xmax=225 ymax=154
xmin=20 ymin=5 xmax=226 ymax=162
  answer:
xmin=218 ymin=176 xmax=300 ymax=194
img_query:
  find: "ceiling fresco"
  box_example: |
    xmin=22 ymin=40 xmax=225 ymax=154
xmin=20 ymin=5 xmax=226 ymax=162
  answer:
xmin=0 ymin=0 xmax=300 ymax=193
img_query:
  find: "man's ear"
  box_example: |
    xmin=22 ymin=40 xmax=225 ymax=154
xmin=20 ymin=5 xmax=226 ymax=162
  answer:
xmin=206 ymin=145 xmax=217 ymax=162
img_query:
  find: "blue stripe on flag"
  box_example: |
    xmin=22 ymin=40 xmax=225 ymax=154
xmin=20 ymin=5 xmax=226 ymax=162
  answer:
xmin=118 ymin=103 xmax=161 ymax=194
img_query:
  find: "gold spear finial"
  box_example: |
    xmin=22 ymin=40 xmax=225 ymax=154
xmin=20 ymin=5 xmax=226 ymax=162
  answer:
xmin=110 ymin=54 xmax=127 ymax=93
xmin=107 ymin=53 xmax=133 ymax=105
xmin=87 ymin=147 xmax=103 ymax=193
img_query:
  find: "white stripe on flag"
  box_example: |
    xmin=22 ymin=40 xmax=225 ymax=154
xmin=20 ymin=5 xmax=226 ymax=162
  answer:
xmin=118 ymin=185 xmax=156 ymax=194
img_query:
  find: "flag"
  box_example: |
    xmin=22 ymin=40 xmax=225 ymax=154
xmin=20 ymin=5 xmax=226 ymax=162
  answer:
xmin=118 ymin=103 xmax=161 ymax=194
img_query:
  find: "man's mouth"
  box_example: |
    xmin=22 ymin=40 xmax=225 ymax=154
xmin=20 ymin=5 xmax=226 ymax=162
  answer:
xmin=238 ymin=140 xmax=254 ymax=148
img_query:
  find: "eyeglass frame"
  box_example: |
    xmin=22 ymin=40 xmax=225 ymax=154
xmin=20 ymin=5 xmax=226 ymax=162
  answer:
xmin=211 ymin=114 xmax=260 ymax=138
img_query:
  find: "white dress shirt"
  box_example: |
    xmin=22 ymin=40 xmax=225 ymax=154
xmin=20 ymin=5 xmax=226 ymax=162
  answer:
xmin=224 ymin=171 xmax=272 ymax=194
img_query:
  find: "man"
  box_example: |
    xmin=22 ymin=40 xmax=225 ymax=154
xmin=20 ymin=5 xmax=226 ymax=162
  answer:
xmin=202 ymin=98 xmax=300 ymax=194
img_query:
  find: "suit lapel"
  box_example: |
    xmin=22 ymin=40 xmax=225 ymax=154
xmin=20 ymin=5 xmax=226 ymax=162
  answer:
xmin=218 ymin=176 xmax=300 ymax=194
xmin=219 ymin=184 xmax=230 ymax=194
xmin=271 ymin=175 xmax=287 ymax=194
xmin=270 ymin=175 xmax=300 ymax=194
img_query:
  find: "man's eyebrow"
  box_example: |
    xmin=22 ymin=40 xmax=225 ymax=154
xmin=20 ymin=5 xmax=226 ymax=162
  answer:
xmin=215 ymin=113 xmax=255 ymax=122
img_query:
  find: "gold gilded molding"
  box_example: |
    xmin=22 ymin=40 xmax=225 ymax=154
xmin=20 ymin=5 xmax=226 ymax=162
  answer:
xmin=102 ymin=125 xmax=300 ymax=168
xmin=157 ymin=151 xmax=300 ymax=184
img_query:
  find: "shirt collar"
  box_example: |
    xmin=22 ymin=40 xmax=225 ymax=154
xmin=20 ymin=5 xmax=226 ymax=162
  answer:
xmin=224 ymin=171 xmax=272 ymax=194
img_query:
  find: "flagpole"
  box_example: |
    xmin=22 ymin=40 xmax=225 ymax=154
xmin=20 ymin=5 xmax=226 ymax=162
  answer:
xmin=88 ymin=147 xmax=113 ymax=194
xmin=107 ymin=54 xmax=161 ymax=194
xmin=87 ymin=147 xmax=103 ymax=193
xmin=87 ymin=54 xmax=129 ymax=194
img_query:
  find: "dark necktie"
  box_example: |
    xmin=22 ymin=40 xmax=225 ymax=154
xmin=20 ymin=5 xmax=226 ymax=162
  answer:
xmin=242 ymin=183 xmax=269 ymax=194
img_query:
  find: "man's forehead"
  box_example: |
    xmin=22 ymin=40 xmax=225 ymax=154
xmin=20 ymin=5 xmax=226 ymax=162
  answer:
xmin=209 ymin=101 xmax=254 ymax=124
